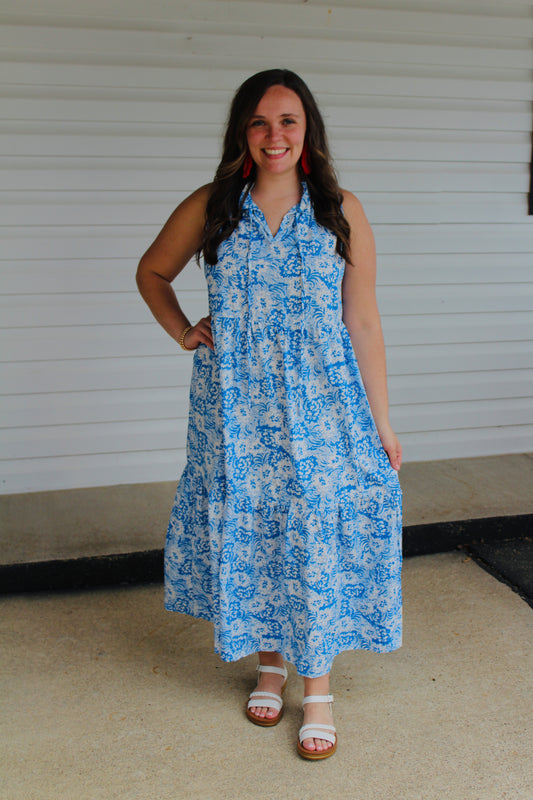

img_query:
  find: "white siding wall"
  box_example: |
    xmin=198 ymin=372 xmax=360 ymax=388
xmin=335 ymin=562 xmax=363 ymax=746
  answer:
xmin=1 ymin=0 xmax=532 ymax=494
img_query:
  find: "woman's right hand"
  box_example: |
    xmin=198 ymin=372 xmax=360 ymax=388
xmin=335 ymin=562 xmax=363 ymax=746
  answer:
xmin=182 ymin=315 xmax=214 ymax=351
xmin=376 ymin=420 xmax=402 ymax=472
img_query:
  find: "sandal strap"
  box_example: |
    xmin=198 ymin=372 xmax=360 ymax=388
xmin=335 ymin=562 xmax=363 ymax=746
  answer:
xmin=302 ymin=694 xmax=334 ymax=705
xmin=299 ymin=723 xmax=336 ymax=745
xmin=247 ymin=691 xmax=282 ymax=712
xmin=256 ymin=664 xmax=288 ymax=679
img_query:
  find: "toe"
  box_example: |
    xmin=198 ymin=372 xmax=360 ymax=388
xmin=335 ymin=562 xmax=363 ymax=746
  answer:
xmin=249 ymin=704 xmax=279 ymax=720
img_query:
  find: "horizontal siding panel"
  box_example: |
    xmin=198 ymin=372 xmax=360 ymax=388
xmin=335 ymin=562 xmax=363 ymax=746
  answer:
xmin=2 ymin=127 xmax=528 ymax=163
xmin=1 ymin=129 xmax=223 ymax=159
xmin=342 ymin=163 xmax=531 ymax=194
xmin=378 ymin=284 xmax=533 ymax=314
xmin=2 ymin=224 xmax=532 ymax=262
xmin=2 ymin=56 xmax=532 ymax=93
xmin=2 ymin=369 xmax=530 ymax=429
xmin=5 ymin=0 xmax=530 ymax=41
xmin=3 ymin=25 xmax=532 ymax=70
xmin=4 ymin=96 xmax=532 ymax=133
xmin=4 ymin=62 xmax=533 ymax=102
xmin=0 ymin=322 xmax=205 ymax=361
xmin=1 ymin=253 xmax=531 ymax=296
xmin=400 ymin=424 xmax=533 ymax=462
xmin=282 ymin=69 xmax=533 ymax=104
xmin=0 ymin=356 xmax=192 ymax=394
xmin=1 ymin=227 xmax=157 ymax=261
xmin=2 ymin=284 xmax=532 ymax=328
xmin=332 ymin=130 xmax=529 ymax=163
xmin=0 ymin=292 xmax=205 ymax=328
xmin=327 ymin=102 xmax=532 ymax=133
xmin=4 ymin=0 xmax=532 ymax=37
xmin=323 ymin=0 xmax=533 ymax=13
xmin=363 ymin=194 xmax=527 ymax=224
xmin=2 ymin=158 xmax=528 ymax=194
xmin=0 ymin=387 xmax=190 ymax=428
xmin=1 ymin=401 xmax=531 ymax=460
xmin=387 ymin=341 xmax=533 ymax=375
xmin=0 ymin=157 xmax=217 ymax=193
xmin=378 ymin=253 xmax=533 ymax=286
xmin=0 ymin=342 xmax=531 ymax=395
xmin=2 ymin=450 xmax=187 ymax=495
xmin=392 ymin=397 xmax=533 ymax=433
xmin=381 ymin=312 xmax=533 ymax=346
xmin=389 ymin=370 xmax=533 ymax=404
xmin=0 ymin=96 xmax=228 ymax=126
xmin=2 ymin=312 xmax=532 ymax=362
xmin=0 ymin=418 xmax=187 ymax=460
xmin=374 ymin=225 xmax=533 ymax=255
xmin=0 ymin=192 xmax=526 ymax=225
xmin=0 ymin=258 xmax=205 ymax=295
xmin=3 ymin=340 xmax=532 ymax=397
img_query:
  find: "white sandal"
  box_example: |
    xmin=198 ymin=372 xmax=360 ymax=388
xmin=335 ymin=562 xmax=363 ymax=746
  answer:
xmin=297 ymin=694 xmax=337 ymax=760
xmin=246 ymin=664 xmax=288 ymax=727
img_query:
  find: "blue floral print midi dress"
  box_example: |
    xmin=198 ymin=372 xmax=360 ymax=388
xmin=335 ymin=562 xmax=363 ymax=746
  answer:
xmin=165 ymin=184 xmax=402 ymax=677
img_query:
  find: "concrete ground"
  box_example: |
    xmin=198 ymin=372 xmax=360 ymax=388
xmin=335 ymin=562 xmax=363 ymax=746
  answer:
xmin=2 ymin=455 xmax=532 ymax=799
xmin=2 ymin=549 xmax=532 ymax=800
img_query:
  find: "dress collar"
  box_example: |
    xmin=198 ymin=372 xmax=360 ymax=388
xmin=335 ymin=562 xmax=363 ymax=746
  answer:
xmin=241 ymin=182 xmax=311 ymax=231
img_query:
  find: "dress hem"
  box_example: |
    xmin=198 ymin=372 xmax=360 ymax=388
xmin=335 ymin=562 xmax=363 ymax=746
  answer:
xmin=164 ymin=600 xmax=402 ymax=678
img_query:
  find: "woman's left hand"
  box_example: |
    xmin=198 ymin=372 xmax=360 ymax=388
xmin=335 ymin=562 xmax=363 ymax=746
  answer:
xmin=377 ymin=422 xmax=402 ymax=471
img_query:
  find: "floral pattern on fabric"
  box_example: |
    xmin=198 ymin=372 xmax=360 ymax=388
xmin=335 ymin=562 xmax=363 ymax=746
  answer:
xmin=165 ymin=184 xmax=402 ymax=677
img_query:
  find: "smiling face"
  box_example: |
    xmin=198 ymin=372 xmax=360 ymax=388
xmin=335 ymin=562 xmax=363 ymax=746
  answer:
xmin=245 ymin=84 xmax=307 ymax=178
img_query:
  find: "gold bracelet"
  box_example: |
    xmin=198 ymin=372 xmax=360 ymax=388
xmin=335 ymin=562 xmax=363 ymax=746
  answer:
xmin=178 ymin=325 xmax=194 ymax=351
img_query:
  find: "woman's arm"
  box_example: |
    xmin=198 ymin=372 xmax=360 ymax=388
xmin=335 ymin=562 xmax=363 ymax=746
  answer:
xmin=341 ymin=190 xmax=402 ymax=471
xmin=136 ymin=184 xmax=214 ymax=350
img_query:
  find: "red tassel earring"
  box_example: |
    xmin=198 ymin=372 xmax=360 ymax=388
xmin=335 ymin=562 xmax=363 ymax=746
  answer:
xmin=243 ymin=152 xmax=253 ymax=179
xmin=301 ymin=142 xmax=311 ymax=175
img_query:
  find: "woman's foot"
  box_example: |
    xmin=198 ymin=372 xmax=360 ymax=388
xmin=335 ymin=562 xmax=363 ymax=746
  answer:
xmin=247 ymin=652 xmax=287 ymax=725
xmin=299 ymin=698 xmax=335 ymax=755
xmin=299 ymin=675 xmax=336 ymax=756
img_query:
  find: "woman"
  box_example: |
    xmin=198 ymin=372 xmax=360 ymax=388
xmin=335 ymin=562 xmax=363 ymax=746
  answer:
xmin=136 ymin=69 xmax=402 ymax=760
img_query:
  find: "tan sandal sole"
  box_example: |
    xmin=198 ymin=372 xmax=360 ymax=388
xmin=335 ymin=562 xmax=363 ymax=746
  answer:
xmin=246 ymin=705 xmax=285 ymax=727
xmin=297 ymin=737 xmax=337 ymax=760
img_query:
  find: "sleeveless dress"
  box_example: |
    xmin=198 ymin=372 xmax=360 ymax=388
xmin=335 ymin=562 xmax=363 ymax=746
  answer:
xmin=165 ymin=184 xmax=402 ymax=677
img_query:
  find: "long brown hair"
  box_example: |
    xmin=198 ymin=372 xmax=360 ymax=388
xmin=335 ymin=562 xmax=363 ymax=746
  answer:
xmin=200 ymin=69 xmax=351 ymax=265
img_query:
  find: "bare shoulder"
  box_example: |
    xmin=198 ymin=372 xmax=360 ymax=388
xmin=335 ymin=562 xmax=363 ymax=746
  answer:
xmin=153 ymin=182 xmax=213 ymax=248
xmin=170 ymin=182 xmax=212 ymax=224
xmin=340 ymin=188 xmax=375 ymax=269
xmin=340 ymin=188 xmax=370 ymax=227
xmin=137 ymin=183 xmax=214 ymax=281
xmin=186 ymin=182 xmax=213 ymax=208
